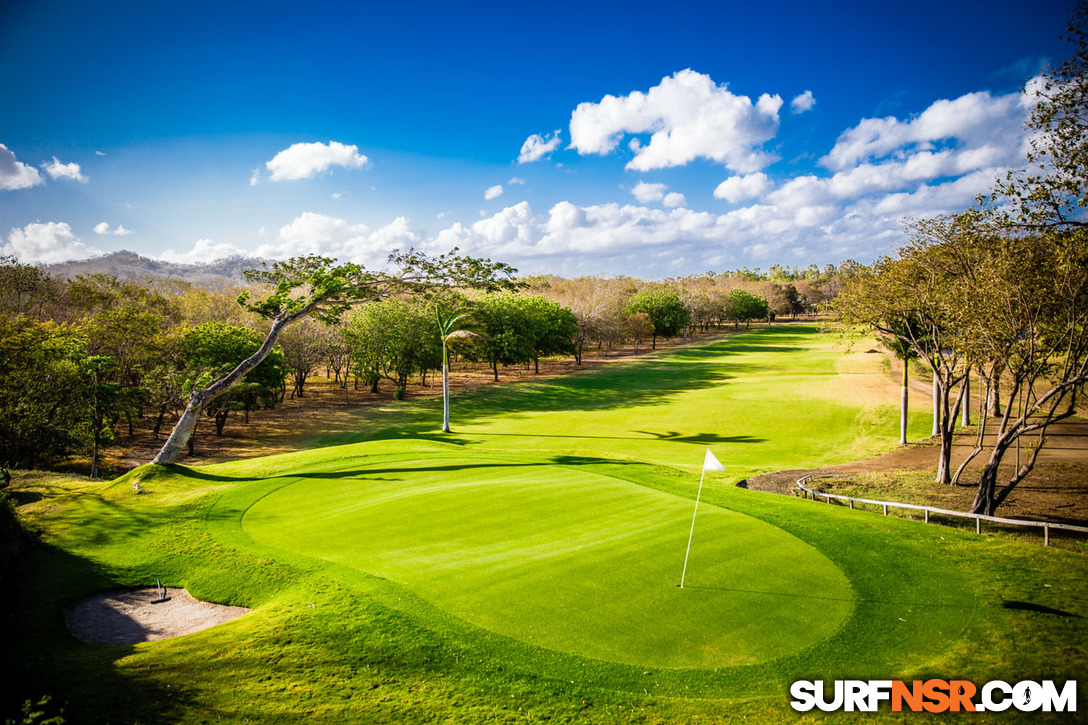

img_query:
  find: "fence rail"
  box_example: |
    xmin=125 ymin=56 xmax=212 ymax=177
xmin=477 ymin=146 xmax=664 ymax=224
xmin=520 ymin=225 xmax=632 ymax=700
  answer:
xmin=795 ymin=476 xmax=1088 ymax=547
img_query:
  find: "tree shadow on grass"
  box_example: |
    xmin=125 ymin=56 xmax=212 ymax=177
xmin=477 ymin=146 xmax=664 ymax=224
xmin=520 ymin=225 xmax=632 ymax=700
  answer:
xmin=293 ymin=460 xmax=551 ymax=479
xmin=632 ymin=431 xmax=765 ymax=444
xmin=1001 ymin=600 xmax=1082 ymax=617
xmin=331 ymin=326 xmax=830 ymax=447
xmin=362 ymin=359 xmax=739 ymax=442
xmin=681 ymin=583 xmax=979 ymax=610
xmin=290 ymin=453 xmax=652 ymax=480
xmin=153 ymin=463 xmax=258 ymax=482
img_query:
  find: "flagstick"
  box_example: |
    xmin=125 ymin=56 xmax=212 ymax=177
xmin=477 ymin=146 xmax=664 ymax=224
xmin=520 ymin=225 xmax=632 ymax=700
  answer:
xmin=679 ymin=467 xmax=707 ymax=589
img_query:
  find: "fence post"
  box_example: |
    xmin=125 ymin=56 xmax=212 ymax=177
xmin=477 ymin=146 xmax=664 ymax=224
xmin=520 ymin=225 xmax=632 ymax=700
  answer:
xmin=976 ymin=516 xmax=981 ymax=535
xmin=883 ymin=503 xmax=888 ymax=516
xmin=1044 ymin=524 xmax=1050 ymax=547
xmin=924 ymin=509 xmax=929 ymax=524
xmin=849 ymin=500 xmax=854 ymax=510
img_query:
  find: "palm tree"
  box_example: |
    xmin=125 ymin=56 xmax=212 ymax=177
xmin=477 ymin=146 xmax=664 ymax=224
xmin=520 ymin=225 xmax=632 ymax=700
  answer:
xmin=880 ymin=333 xmax=918 ymax=445
xmin=435 ymin=306 xmax=480 ymax=433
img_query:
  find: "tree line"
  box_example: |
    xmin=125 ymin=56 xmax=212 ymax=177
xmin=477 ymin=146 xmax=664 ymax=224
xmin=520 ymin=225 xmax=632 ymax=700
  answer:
xmin=2 ymin=251 xmax=862 ymax=475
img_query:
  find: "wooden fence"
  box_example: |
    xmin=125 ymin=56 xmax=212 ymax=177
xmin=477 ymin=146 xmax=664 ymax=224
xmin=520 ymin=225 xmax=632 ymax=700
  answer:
xmin=795 ymin=475 xmax=1088 ymax=547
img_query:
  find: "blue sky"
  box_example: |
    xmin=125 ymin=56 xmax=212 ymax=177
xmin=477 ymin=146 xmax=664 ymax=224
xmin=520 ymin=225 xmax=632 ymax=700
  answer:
xmin=0 ymin=0 xmax=1077 ymax=277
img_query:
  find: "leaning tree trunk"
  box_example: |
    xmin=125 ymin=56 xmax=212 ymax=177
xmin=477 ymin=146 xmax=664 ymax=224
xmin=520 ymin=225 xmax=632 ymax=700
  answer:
xmin=153 ymin=315 xmax=295 ymax=465
xmin=153 ymin=397 xmax=204 ymax=464
xmin=971 ymin=457 xmax=1001 ymax=515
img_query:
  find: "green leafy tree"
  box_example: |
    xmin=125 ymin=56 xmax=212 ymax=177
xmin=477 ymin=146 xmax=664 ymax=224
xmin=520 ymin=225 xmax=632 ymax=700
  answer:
xmin=343 ymin=298 xmax=440 ymax=400
xmin=0 ymin=256 xmax=60 ymax=319
xmin=520 ymin=296 xmax=577 ymax=373
xmin=0 ymin=316 xmax=86 ymax=469
xmin=152 ymin=251 xmax=516 ymax=464
xmin=725 ymin=289 xmax=769 ymax=329
xmin=468 ymin=293 xmax=537 ymax=381
xmin=626 ymin=288 xmax=690 ymax=350
xmin=79 ymin=355 xmax=119 ymax=479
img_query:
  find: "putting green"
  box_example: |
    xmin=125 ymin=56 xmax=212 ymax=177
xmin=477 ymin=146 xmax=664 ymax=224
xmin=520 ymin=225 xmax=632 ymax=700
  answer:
xmin=241 ymin=454 xmax=853 ymax=668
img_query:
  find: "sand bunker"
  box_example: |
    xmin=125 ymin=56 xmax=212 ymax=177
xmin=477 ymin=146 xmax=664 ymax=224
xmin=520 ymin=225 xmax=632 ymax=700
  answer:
xmin=65 ymin=587 xmax=250 ymax=645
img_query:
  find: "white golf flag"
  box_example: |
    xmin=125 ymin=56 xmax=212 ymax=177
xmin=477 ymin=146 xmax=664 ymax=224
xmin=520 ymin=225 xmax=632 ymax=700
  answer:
xmin=703 ymin=448 xmax=725 ymax=472
xmin=681 ymin=449 xmax=725 ymax=588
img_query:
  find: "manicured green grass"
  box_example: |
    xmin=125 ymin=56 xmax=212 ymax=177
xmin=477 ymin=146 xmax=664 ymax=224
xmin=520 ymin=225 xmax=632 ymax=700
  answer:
xmin=240 ymin=452 xmax=852 ymax=668
xmin=4 ymin=325 xmax=1085 ymax=724
xmin=321 ymin=325 xmax=935 ymax=477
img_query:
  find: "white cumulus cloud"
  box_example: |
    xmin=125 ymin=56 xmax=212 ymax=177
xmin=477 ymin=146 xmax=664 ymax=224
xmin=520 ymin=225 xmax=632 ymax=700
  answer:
xmin=822 ymin=87 xmax=1029 ymax=171
xmin=663 ymin=192 xmax=687 ymax=208
xmin=250 ymin=212 xmax=428 ymax=267
xmin=790 ymin=90 xmax=815 ymax=114
xmin=265 ymin=141 xmax=369 ymax=181
xmin=0 ymin=145 xmax=44 ymax=190
xmin=484 ymin=184 xmax=504 ymax=200
xmin=568 ymin=69 xmax=782 ymax=172
xmin=159 ymin=238 xmax=247 ymax=264
xmin=631 ymin=181 xmax=667 ymax=203
xmin=94 ymin=222 xmax=132 ymax=236
xmin=2 ymin=222 xmax=101 ymax=263
xmin=41 ymin=157 xmax=87 ymax=183
xmin=714 ymin=172 xmax=775 ymax=202
xmin=257 ymin=212 xmax=368 ymax=258
xmin=518 ymin=130 xmax=562 ymax=163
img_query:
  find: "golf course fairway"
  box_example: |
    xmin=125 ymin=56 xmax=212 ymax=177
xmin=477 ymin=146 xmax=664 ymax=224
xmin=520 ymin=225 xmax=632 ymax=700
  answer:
xmin=7 ymin=324 xmax=1087 ymax=724
xmin=240 ymin=454 xmax=853 ymax=668
xmin=321 ymin=325 xmax=936 ymax=476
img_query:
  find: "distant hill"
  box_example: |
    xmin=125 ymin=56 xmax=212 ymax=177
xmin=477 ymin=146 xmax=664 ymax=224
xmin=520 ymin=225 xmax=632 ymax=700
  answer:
xmin=44 ymin=251 xmax=271 ymax=285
